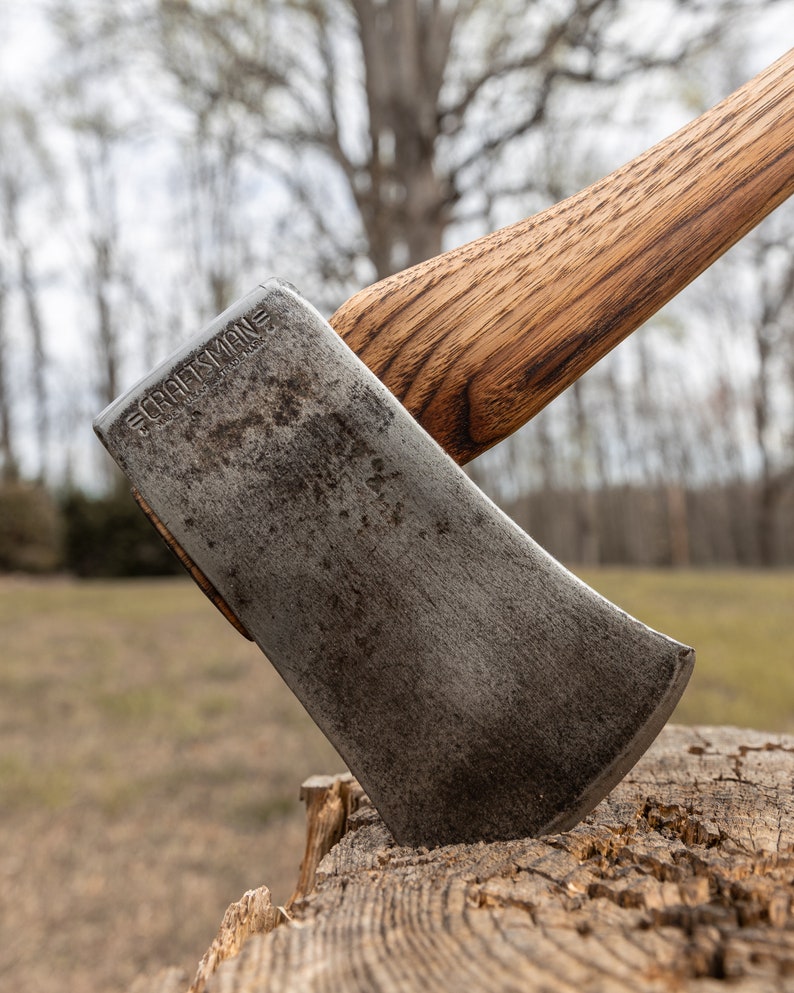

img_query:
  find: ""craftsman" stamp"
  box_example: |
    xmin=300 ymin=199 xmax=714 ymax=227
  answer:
xmin=125 ymin=309 xmax=273 ymax=436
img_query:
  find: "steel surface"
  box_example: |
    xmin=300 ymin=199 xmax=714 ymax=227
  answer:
xmin=95 ymin=279 xmax=693 ymax=846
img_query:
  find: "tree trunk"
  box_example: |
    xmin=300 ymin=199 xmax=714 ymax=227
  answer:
xmin=353 ymin=0 xmax=454 ymax=278
xmin=162 ymin=724 xmax=794 ymax=993
xmin=666 ymin=483 xmax=692 ymax=567
xmin=0 ymin=273 xmax=19 ymax=481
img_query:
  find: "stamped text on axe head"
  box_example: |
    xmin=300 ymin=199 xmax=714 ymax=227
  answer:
xmin=94 ymin=279 xmax=694 ymax=848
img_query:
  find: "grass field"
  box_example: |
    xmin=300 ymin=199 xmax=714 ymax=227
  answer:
xmin=1 ymin=570 xmax=792 ymax=993
xmin=576 ymin=568 xmax=794 ymax=731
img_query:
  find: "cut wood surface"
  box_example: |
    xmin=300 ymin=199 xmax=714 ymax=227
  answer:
xmin=137 ymin=725 xmax=794 ymax=993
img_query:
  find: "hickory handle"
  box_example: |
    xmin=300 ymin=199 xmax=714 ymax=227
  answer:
xmin=331 ymin=47 xmax=794 ymax=465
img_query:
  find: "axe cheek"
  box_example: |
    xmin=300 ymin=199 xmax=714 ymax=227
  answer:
xmin=94 ymin=280 xmax=694 ymax=848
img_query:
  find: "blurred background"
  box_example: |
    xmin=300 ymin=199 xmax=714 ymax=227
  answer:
xmin=0 ymin=1 xmax=792 ymax=991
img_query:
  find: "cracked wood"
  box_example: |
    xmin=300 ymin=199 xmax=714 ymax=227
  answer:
xmin=197 ymin=725 xmax=794 ymax=993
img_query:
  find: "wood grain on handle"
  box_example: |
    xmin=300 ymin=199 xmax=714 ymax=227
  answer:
xmin=330 ymin=48 xmax=794 ymax=465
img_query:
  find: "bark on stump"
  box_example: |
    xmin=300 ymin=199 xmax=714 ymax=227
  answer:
xmin=182 ymin=725 xmax=794 ymax=992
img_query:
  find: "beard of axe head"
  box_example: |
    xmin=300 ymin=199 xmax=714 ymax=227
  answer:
xmin=94 ymin=279 xmax=694 ymax=848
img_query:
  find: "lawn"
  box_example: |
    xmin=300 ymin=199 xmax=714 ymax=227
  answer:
xmin=0 ymin=570 xmax=792 ymax=993
xmin=575 ymin=567 xmax=794 ymax=732
xmin=0 ymin=576 xmax=341 ymax=993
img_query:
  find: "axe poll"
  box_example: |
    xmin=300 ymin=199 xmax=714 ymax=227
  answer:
xmin=95 ymin=51 xmax=794 ymax=847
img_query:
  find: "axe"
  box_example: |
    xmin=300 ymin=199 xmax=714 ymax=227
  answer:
xmin=94 ymin=51 xmax=794 ymax=847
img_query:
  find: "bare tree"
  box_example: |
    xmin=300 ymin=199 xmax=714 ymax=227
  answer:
xmin=48 ymin=6 xmax=147 ymax=434
xmin=748 ymin=232 xmax=794 ymax=564
xmin=0 ymin=104 xmax=54 ymax=482
xmin=149 ymin=0 xmax=769 ymax=297
xmin=59 ymin=117 xmax=125 ymax=413
xmin=25 ymin=0 xmax=794 ymax=548
xmin=1 ymin=182 xmax=49 ymax=481
xmin=0 ymin=267 xmax=18 ymax=482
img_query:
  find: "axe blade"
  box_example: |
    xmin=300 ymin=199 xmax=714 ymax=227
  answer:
xmin=94 ymin=279 xmax=693 ymax=848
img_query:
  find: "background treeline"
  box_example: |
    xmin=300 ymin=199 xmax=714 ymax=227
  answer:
xmin=0 ymin=481 xmax=181 ymax=575
xmin=505 ymin=482 xmax=794 ymax=567
xmin=3 ymin=476 xmax=790 ymax=576
xmin=1 ymin=0 xmax=793 ymax=575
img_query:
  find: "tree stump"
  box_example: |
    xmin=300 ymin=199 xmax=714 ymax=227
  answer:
xmin=174 ymin=725 xmax=794 ymax=992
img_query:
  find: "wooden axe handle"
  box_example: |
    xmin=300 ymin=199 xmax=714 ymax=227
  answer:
xmin=331 ymin=48 xmax=794 ymax=465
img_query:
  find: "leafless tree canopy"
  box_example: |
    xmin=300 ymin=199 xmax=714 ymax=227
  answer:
xmin=1 ymin=0 xmax=792 ymax=563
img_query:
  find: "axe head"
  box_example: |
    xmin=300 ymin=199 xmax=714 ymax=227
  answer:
xmin=94 ymin=279 xmax=693 ymax=848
